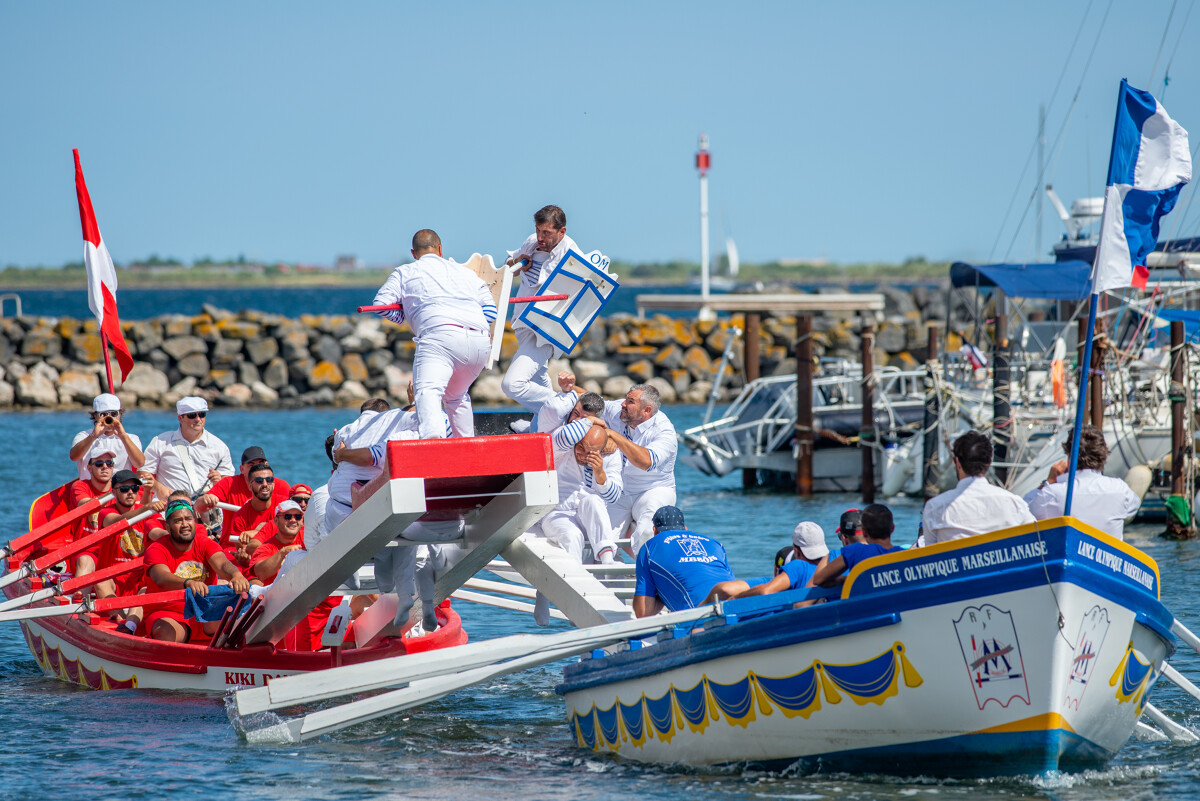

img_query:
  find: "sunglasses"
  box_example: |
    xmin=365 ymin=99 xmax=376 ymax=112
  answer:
xmin=291 ymin=496 xmax=311 ymax=504
xmin=182 ymin=411 xmax=207 ymax=420
xmin=281 ymin=513 xmax=304 ymax=522
xmin=251 ymin=476 xmax=275 ymax=484
xmin=91 ymin=459 xmax=115 ymax=467
xmin=115 ymin=484 xmax=140 ymax=492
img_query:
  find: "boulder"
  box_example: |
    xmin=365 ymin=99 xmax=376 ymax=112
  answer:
xmin=67 ymin=332 xmax=105 ymax=364
xmin=626 ymin=359 xmax=654 ymax=383
xmin=313 ymin=334 xmax=343 ymax=364
xmin=145 ymin=348 xmax=172 ymax=373
xmin=212 ymin=338 xmax=245 ymax=365
xmin=646 ymin=377 xmax=677 ymax=404
xmin=682 ymin=346 xmax=714 ymax=381
xmin=340 ymin=353 xmax=369 ymax=383
xmin=308 ymin=386 xmax=336 ymax=406
xmin=161 ymin=336 xmax=207 ymax=360
xmin=57 ymin=370 xmax=101 ymax=405
xmin=394 ymin=340 xmax=416 ymax=363
xmin=498 ymin=332 xmax=517 ymax=361
xmin=245 ymin=337 xmax=279 ymax=366
xmin=366 ymin=349 xmax=393 ymax=373
xmin=201 ymin=303 xmax=235 ymax=322
xmin=249 ymin=381 xmax=279 ymax=405
xmin=654 ymin=344 xmax=683 ymax=371
xmin=218 ymin=383 xmax=253 ymax=406
xmin=580 ymin=379 xmax=603 ymax=396
xmin=15 ymin=372 xmax=58 ymax=407
xmin=603 ymin=375 xmax=635 ymax=397
xmin=129 ymin=320 xmax=163 ymax=354
xmin=667 ymin=368 xmax=691 ymax=397
xmin=0 ymin=380 xmax=13 ymax=407
xmin=31 ymin=361 xmax=59 ymax=383
xmin=0 ymin=338 xmax=11 ymax=366
xmin=573 ymin=359 xmax=614 ymax=382
xmin=238 ymin=361 xmax=261 ymax=386
xmin=683 ymin=379 xmax=713 ymax=404
xmin=875 ymin=284 xmax=918 ymax=316
xmin=383 ymin=364 xmax=412 ymax=400
xmin=177 ymin=353 xmax=211 ymax=378
xmin=164 ymin=376 xmax=199 ymax=406
xmin=215 ymin=320 xmax=261 ymax=339
xmin=162 ymin=315 xmax=192 ymax=337
xmin=335 ymin=380 xmax=370 ymax=404
xmin=469 ymin=373 xmax=508 ymax=404
xmin=122 ymin=363 xmax=171 ymax=401
xmin=278 ymin=325 xmax=311 ymax=361
xmin=342 ymin=318 xmax=388 ymax=352
xmin=875 ymin=322 xmax=907 ymax=353
xmin=307 ymin=360 xmax=344 ymax=388
xmin=21 ymin=327 xmax=61 ymax=359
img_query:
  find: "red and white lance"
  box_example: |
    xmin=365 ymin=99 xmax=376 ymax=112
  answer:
xmin=74 ymin=149 xmax=134 ymax=391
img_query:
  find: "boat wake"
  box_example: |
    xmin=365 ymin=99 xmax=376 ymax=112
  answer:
xmin=224 ymin=692 xmax=294 ymax=744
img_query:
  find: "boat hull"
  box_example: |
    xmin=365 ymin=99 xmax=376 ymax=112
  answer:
xmin=558 ymin=519 xmax=1173 ymax=775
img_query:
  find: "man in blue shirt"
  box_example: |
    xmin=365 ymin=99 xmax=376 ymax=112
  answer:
xmin=806 ymin=504 xmax=903 ymax=594
xmin=633 ymin=506 xmax=734 ymax=617
xmin=707 ymin=521 xmax=829 ymax=601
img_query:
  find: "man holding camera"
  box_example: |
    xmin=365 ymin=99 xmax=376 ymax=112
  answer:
xmin=68 ymin=393 xmax=144 ymax=480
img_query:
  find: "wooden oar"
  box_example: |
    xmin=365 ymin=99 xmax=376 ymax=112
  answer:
xmin=234 ymin=603 xmax=718 ymax=717
xmin=0 ymin=557 xmax=145 ymax=613
xmin=0 ymin=589 xmax=182 ymax=624
xmin=2 ymin=492 xmax=115 ymax=559
xmin=356 ymin=295 xmax=569 ymax=314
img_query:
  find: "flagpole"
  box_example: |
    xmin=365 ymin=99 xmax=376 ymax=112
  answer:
xmin=99 ymin=331 xmax=115 ymax=394
xmin=1064 ymin=292 xmax=1099 ymax=517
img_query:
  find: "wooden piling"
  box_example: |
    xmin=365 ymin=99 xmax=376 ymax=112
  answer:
xmin=1090 ymin=318 xmax=1104 ymax=428
xmin=796 ymin=315 xmax=814 ymax=497
xmin=993 ymin=297 xmax=1011 ymax=484
xmin=923 ymin=322 xmax=941 ymax=500
xmin=743 ymin=313 xmax=761 ymax=489
xmin=1077 ymin=317 xmax=1089 ymax=423
xmin=860 ymin=320 xmax=876 ymax=503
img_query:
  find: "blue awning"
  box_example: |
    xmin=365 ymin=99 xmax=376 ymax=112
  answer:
xmin=950 ymin=260 xmax=1091 ymax=300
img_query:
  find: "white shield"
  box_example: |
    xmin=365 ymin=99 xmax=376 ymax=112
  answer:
xmin=954 ymin=604 xmax=1031 ymax=710
xmin=1064 ymin=605 xmax=1110 ymax=711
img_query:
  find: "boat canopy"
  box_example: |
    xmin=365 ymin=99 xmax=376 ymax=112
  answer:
xmin=950 ymin=260 xmax=1091 ymax=300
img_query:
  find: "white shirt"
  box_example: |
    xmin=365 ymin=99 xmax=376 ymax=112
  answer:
xmin=372 ymin=253 xmax=496 ymax=335
xmin=1023 ymin=469 xmax=1141 ymax=540
xmin=71 ymin=430 xmax=143 ymax=480
xmin=551 ymin=419 xmax=623 ymax=505
xmin=602 ymin=400 xmax=677 ymax=495
xmin=509 ymin=233 xmax=580 ymax=329
xmin=142 ymin=429 xmax=234 ymax=495
xmin=327 ymin=408 xmax=448 ymax=506
xmin=536 ymin=392 xmax=578 ymax=433
xmin=922 ymin=475 xmax=1035 ymax=545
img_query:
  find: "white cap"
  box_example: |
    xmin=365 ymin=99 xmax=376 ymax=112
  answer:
xmin=792 ymin=521 xmax=829 ymax=560
xmin=177 ymin=396 xmax=209 ymax=415
xmin=276 ymin=500 xmax=302 ymax=515
xmin=86 ymin=442 xmax=117 ymax=462
xmin=93 ymin=393 xmax=121 ymax=413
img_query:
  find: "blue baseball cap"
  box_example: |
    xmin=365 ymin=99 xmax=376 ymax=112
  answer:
xmin=651 ymin=505 xmax=686 ymax=530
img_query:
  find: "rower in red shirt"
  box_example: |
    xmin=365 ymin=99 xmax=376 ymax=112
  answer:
xmin=70 ymin=444 xmax=115 ymax=577
xmin=143 ymin=498 xmax=249 ymax=643
xmin=224 ymin=462 xmax=289 ymax=566
xmin=249 ymin=500 xmax=336 ymax=650
xmin=195 ymin=446 xmax=291 ymax=536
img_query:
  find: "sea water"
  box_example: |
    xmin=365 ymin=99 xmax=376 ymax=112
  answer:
xmin=2 ymin=405 xmax=1199 ymax=801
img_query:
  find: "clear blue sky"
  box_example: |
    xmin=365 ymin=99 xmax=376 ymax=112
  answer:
xmin=1 ymin=2 xmax=1196 ymax=270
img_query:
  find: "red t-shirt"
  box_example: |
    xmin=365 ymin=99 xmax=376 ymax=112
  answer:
xmin=68 ymin=479 xmax=110 ymax=555
xmin=225 ymin=502 xmax=278 ymax=548
xmin=210 ymin=474 xmax=292 ymax=533
xmin=248 ymin=534 xmax=305 ymax=584
xmin=144 ymin=534 xmax=223 ymax=614
xmin=95 ymin=504 xmax=165 ymax=567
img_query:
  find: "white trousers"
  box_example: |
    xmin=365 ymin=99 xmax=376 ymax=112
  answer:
xmin=502 ymin=326 xmax=556 ymax=413
xmin=304 ymin=485 xmax=331 ymax=550
xmin=415 ymin=542 xmax=467 ymax=628
xmin=414 ymin=325 xmax=490 ymax=439
xmin=541 ymin=493 xmax=618 ymax=562
xmin=372 ymin=519 xmax=465 ymax=628
xmin=372 ymin=544 xmax=418 ymax=627
xmin=608 ymin=485 xmax=677 ymax=555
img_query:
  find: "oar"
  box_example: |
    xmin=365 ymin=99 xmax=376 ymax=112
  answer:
xmin=234 ymin=603 xmax=718 ymax=717
xmin=1 ymin=492 xmax=115 ymax=559
xmin=0 ymin=506 xmax=157 ymax=591
xmin=1142 ymin=702 xmax=1200 ymax=744
xmin=1171 ymin=618 xmax=1200 ymax=655
xmin=356 ymin=295 xmax=569 ymax=314
xmin=0 ymin=557 xmax=145 ymax=613
xmin=0 ymin=589 xmax=182 ymax=624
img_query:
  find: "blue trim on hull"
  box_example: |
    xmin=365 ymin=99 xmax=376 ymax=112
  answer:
xmin=734 ymin=728 xmax=1113 ymax=778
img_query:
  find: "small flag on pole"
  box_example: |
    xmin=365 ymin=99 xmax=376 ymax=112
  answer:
xmin=1091 ymin=79 xmax=1191 ymax=295
xmin=74 ymin=149 xmax=134 ymax=384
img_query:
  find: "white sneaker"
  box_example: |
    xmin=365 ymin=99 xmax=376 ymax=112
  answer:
xmin=598 ymin=548 xmax=616 ymax=565
xmin=533 ymin=591 xmax=550 ymax=626
xmin=404 ymin=620 xmax=426 ymax=639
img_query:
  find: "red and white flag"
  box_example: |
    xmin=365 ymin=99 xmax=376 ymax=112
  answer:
xmin=74 ymin=149 xmax=134 ymax=382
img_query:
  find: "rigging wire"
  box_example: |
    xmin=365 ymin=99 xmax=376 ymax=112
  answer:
xmin=986 ymin=0 xmax=1096 ymax=263
xmin=1002 ymin=0 xmax=1115 ymax=263
xmin=1159 ymin=0 xmax=1195 ymax=99
xmin=1147 ymin=0 xmax=1179 ymax=90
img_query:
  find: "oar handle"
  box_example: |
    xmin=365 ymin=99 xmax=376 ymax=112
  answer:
xmin=357 ymin=304 xmax=400 ymax=313
xmin=60 ymin=556 xmax=145 ymax=594
xmin=31 ymin=505 xmax=158 ymax=573
xmin=91 ymin=589 xmax=183 ymax=614
xmin=6 ymin=492 xmax=116 ymax=556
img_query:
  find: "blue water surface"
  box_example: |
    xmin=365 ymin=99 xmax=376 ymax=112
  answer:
xmin=1 ymin=405 xmax=1199 ymax=801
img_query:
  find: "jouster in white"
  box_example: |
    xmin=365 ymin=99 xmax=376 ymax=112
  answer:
xmin=602 ymin=385 xmax=678 ymax=554
xmin=541 ymin=419 xmax=623 ymax=564
xmin=502 ymin=205 xmax=579 ymax=415
xmin=373 ymin=229 xmax=496 ymax=439
xmin=923 ymin=476 xmax=1034 ymax=546
xmin=141 ymin=397 xmax=234 ymax=498
xmin=1024 ymin=470 xmax=1140 ymax=540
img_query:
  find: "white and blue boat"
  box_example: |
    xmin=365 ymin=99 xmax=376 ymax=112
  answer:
xmin=557 ymin=517 xmax=1176 ymax=776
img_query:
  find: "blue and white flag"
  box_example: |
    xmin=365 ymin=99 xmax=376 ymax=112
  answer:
xmin=1092 ymin=79 xmax=1191 ymax=295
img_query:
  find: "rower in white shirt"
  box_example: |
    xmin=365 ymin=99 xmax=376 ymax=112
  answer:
xmin=922 ymin=430 xmax=1034 ymax=546
xmin=502 ymin=205 xmax=579 ymax=418
xmin=140 ymin=396 xmax=233 ymax=501
xmin=600 ymin=383 xmax=679 ymax=555
xmin=543 ymin=417 xmax=624 ymax=565
xmin=372 ymin=229 xmax=497 ymax=439
xmin=1023 ymin=425 xmax=1141 ymax=540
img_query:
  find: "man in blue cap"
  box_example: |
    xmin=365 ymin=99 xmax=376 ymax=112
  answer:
xmin=632 ymin=506 xmax=734 ymax=618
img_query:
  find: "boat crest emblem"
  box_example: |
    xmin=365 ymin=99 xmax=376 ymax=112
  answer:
xmin=953 ymin=604 xmax=1030 ymax=709
xmin=1065 ymin=605 xmax=1110 ymax=711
